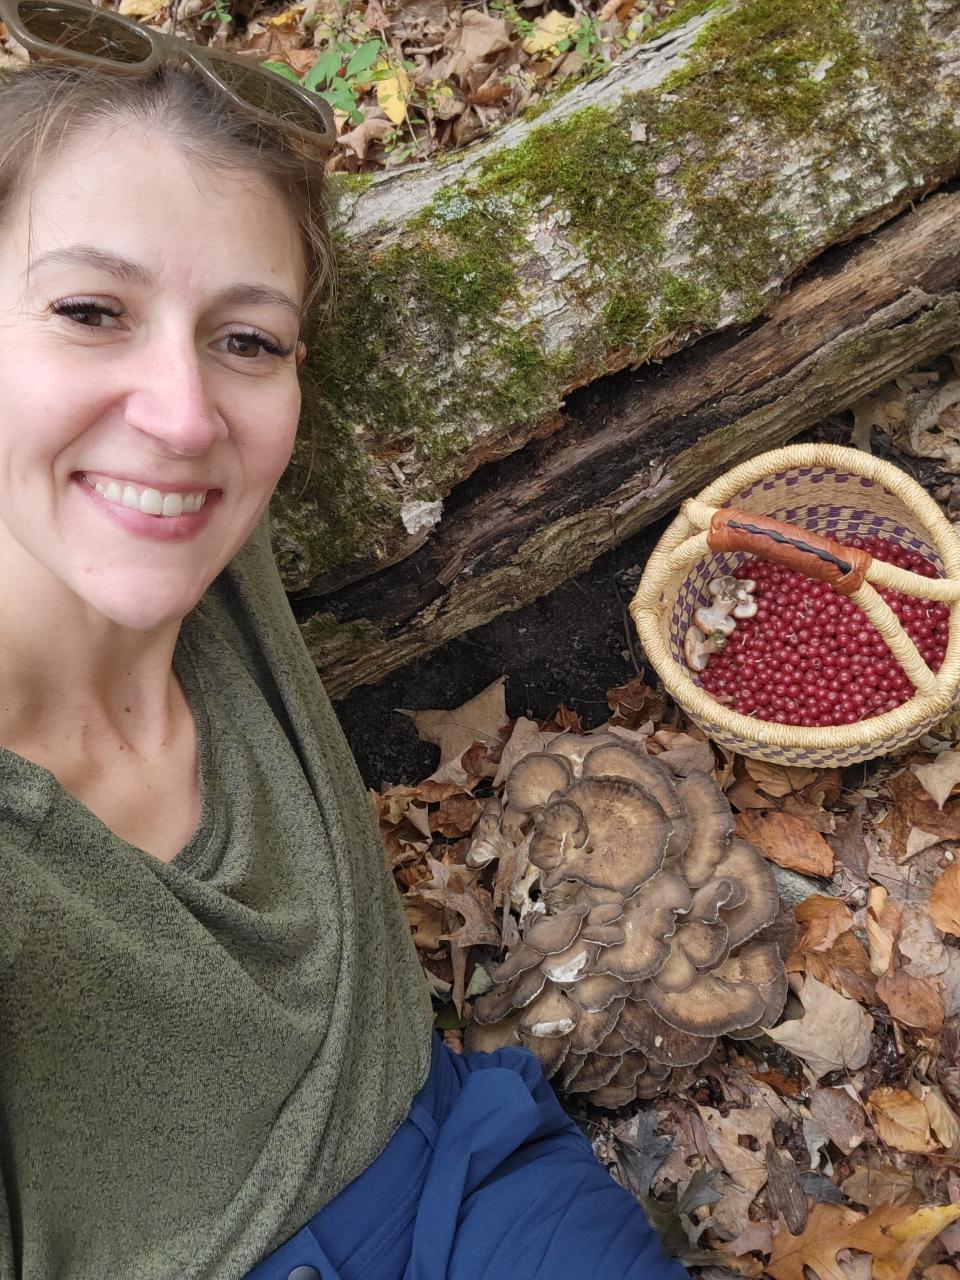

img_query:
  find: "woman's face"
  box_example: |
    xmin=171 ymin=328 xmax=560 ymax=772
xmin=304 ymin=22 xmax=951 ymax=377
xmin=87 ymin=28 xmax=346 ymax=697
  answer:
xmin=0 ymin=124 xmax=307 ymax=633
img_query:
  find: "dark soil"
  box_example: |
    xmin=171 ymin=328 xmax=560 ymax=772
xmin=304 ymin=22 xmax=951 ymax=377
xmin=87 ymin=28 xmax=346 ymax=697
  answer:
xmin=333 ymin=417 xmax=956 ymax=790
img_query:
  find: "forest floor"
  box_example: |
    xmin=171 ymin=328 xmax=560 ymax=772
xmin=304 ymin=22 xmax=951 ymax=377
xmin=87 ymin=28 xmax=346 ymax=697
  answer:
xmin=344 ymin=392 xmax=960 ymax=1280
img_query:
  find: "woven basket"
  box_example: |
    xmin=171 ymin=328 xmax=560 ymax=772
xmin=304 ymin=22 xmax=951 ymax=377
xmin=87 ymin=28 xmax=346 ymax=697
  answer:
xmin=629 ymin=443 xmax=960 ymax=767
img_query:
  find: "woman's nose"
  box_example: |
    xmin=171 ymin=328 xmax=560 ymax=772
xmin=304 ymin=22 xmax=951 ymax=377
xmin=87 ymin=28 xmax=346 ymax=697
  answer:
xmin=121 ymin=338 xmax=228 ymax=455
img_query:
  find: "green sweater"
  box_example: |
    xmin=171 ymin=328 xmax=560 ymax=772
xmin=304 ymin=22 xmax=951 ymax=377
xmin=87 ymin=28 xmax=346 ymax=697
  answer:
xmin=0 ymin=511 xmax=434 ymax=1279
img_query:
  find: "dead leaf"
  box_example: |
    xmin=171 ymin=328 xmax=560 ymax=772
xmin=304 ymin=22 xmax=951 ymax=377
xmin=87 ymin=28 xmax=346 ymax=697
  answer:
xmin=841 ymin=1164 xmax=923 ymax=1209
xmin=718 ymin=1219 xmax=774 ymax=1258
xmin=117 ymin=0 xmax=166 ymax=14
xmin=444 ymin=11 xmax=512 ymax=84
xmin=492 ymin=716 xmax=559 ymax=786
xmin=929 ymin=862 xmax=960 ymax=937
xmin=697 ymin=1103 xmax=772 ymax=1196
xmin=339 ymin=114 xmax=393 ymax=160
xmin=766 ymin=975 xmax=873 ymax=1079
xmin=881 ymin=769 xmax=960 ymax=861
xmin=606 ymin=677 xmax=665 ymax=726
xmin=431 ymin=793 xmax=482 ymax=838
xmin=794 ymin=896 xmax=855 ymax=952
xmin=867 ymin=1087 xmax=940 ymax=1153
xmin=876 ymin=969 xmax=944 ymax=1033
xmin=648 ymin=728 xmax=715 ymax=775
xmin=808 ymin=1086 xmax=868 ymax=1154
xmin=912 ymin=748 xmax=960 ymax=808
xmin=735 ymin=810 xmax=834 ymax=878
xmin=522 ymin=9 xmax=579 ymax=55
xmin=867 ymin=884 xmax=901 ymax=977
xmin=767 ymin=1201 xmax=960 ymax=1280
xmin=909 ymin=1081 xmax=960 ymax=1157
xmin=397 ymin=676 xmax=508 ymax=785
xmin=827 ymin=798 xmax=871 ymax=880
xmin=789 ymin=928 xmax=877 ymax=1004
xmin=743 ymin=759 xmax=819 ymax=798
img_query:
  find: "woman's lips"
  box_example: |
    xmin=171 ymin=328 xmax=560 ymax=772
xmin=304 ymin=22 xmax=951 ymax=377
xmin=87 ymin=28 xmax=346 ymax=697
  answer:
xmin=72 ymin=473 xmax=221 ymax=542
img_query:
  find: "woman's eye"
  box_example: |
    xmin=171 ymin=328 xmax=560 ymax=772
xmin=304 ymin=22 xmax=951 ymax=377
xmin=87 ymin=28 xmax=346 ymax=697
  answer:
xmin=51 ymin=300 xmax=291 ymax=362
xmin=52 ymin=299 xmax=120 ymax=328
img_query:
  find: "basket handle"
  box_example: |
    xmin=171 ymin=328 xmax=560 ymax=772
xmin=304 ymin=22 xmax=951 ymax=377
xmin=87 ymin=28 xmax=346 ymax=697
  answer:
xmin=706 ymin=507 xmax=871 ymax=594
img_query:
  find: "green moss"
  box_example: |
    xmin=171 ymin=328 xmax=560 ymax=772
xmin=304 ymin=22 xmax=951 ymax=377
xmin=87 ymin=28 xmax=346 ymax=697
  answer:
xmin=276 ymin=0 xmax=960 ymax=586
xmin=639 ymin=0 xmax=720 ymax=43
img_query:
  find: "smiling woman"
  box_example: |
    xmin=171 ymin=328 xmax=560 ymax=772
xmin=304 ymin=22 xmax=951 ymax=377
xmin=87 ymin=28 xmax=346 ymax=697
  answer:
xmin=0 ymin=6 xmax=688 ymax=1280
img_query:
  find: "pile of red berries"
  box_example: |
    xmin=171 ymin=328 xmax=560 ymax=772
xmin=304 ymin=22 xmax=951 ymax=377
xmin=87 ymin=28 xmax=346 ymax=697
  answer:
xmin=697 ymin=535 xmax=949 ymax=726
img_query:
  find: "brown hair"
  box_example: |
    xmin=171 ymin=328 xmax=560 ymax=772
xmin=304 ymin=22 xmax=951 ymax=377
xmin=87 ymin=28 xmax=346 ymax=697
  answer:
xmin=0 ymin=58 xmax=335 ymax=324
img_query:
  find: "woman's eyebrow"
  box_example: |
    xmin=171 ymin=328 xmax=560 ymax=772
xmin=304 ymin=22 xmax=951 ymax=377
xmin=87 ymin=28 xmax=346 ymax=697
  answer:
xmin=23 ymin=244 xmax=303 ymax=320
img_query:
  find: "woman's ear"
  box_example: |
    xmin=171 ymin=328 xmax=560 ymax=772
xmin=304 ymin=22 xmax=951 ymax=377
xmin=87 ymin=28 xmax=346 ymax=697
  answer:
xmin=296 ymin=340 xmax=307 ymax=367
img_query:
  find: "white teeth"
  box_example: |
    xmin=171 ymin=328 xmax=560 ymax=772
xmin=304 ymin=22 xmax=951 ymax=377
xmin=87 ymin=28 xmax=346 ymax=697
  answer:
xmin=139 ymin=488 xmax=163 ymax=516
xmin=86 ymin=475 xmax=208 ymax=517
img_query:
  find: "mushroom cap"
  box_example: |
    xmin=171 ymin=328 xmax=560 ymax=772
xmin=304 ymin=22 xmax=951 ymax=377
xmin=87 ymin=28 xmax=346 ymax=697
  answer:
xmin=580 ymin=743 xmax=692 ymax=858
xmin=540 ymin=939 xmax=599 ymax=984
xmin=542 ymin=731 xmax=624 ymax=772
xmin=635 ymin=1061 xmax=673 ymax=1099
xmin=593 ymin=871 xmax=691 ymax=982
xmin=520 ymin=1030 xmax=571 ymax=1077
xmin=641 ymin=940 xmax=787 ymax=1037
xmin=617 ymin=1000 xmax=717 ymax=1067
xmin=473 ymin=966 xmax=547 ymax=1023
xmin=568 ymin=997 xmax=627 ymax=1054
xmin=716 ymin=839 xmax=780 ymax=948
xmin=490 ymin=943 xmax=542 ymax=984
xmin=524 ymin=904 xmax=589 ymax=955
xmin=465 ymin=1012 xmax=522 ymax=1054
xmin=568 ymin=972 xmax=629 ymax=1012
xmin=687 ymin=876 xmax=745 ymax=921
xmin=531 ymin=777 xmax=671 ymax=897
xmin=505 ymin=752 xmax=573 ymax=813
xmin=653 ymin=920 xmax=730 ymax=992
xmin=519 ymin=984 xmax=580 ymax=1038
xmin=674 ymin=771 xmax=734 ymax=887
xmin=563 ymin=1050 xmax=622 ymax=1094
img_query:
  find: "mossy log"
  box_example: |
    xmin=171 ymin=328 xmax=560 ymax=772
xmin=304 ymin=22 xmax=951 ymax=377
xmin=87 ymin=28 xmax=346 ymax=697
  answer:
xmin=274 ymin=0 xmax=960 ymax=694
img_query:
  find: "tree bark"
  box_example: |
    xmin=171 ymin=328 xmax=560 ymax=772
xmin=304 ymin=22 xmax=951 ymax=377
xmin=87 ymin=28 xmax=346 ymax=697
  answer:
xmin=267 ymin=0 xmax=960 ymax=691
xmin=302 ymin=189 xmax=960 ymax=697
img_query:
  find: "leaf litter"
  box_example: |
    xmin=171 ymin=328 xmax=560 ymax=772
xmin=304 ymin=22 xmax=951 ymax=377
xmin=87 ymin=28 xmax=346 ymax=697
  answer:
xmin=371 ymin=658 xmax=960 ymax=1275
xmin=0 ymin=0 xmax=687 ymax=170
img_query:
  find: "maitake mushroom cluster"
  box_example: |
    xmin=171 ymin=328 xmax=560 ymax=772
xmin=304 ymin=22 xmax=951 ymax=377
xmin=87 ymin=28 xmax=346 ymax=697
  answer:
xmin=465 ymin=733 xmax=791 ymax=1108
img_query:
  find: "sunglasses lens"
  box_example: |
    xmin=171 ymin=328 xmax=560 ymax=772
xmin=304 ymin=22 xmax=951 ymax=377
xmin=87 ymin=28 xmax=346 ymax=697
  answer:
xmin=206 ymin=52 xmax=330 ymax=138
xmin=16 ymin=1 xmax=152 ymax=62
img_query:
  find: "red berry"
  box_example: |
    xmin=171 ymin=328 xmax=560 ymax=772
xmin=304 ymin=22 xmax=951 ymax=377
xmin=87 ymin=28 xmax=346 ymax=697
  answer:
xmin=693 ymin=538 xmax=950 ymax=725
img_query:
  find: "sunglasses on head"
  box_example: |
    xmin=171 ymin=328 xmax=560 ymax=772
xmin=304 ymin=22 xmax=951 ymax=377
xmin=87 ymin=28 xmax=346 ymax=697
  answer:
xmin=0 ymin=0 xmax=336 ymax=153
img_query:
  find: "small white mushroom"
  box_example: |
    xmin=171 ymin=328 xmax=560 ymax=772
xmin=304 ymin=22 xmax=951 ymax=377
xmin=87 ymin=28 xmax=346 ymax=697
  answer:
xmin=708 ymin=574 xmax=758 ymax=620
xmin=693 ymin=600 xmax=738 ymax=635
xmin=683 ymin=625 xmax=727 ymax=672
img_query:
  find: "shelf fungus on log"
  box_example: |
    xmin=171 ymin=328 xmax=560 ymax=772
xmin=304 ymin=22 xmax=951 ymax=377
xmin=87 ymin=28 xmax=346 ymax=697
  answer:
xmin=465 ymin=732 xmax=793 ymax=1107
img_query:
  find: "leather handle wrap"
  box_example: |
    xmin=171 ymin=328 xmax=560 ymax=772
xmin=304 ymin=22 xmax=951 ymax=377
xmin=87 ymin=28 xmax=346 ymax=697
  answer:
xmin=707 ymin=507 xmax=871 ymax=595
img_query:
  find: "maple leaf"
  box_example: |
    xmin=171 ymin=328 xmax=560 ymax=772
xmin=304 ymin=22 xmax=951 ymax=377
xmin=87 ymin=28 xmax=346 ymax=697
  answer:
xmin=766 ymin=1201 xmax=960 ymax=1280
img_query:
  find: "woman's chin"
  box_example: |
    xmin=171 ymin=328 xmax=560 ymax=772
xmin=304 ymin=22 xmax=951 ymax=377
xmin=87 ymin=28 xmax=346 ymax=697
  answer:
xmin=75 ymin=578 xmax=210 ymax=632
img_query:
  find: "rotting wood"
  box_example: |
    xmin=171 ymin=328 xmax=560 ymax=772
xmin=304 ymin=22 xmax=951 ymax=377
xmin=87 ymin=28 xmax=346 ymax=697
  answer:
xmin=273 ymin=0 xmax=960 ymax=597
xmin=298 ymin=189 xmax=960 ymax=697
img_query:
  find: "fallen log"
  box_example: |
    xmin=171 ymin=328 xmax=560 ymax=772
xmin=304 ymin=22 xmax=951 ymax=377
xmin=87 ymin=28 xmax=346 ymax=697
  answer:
xmin=301 ymin=188 xmax=960 ymax=696
xmin=274 ymin=0 xmax=960 ymax=612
